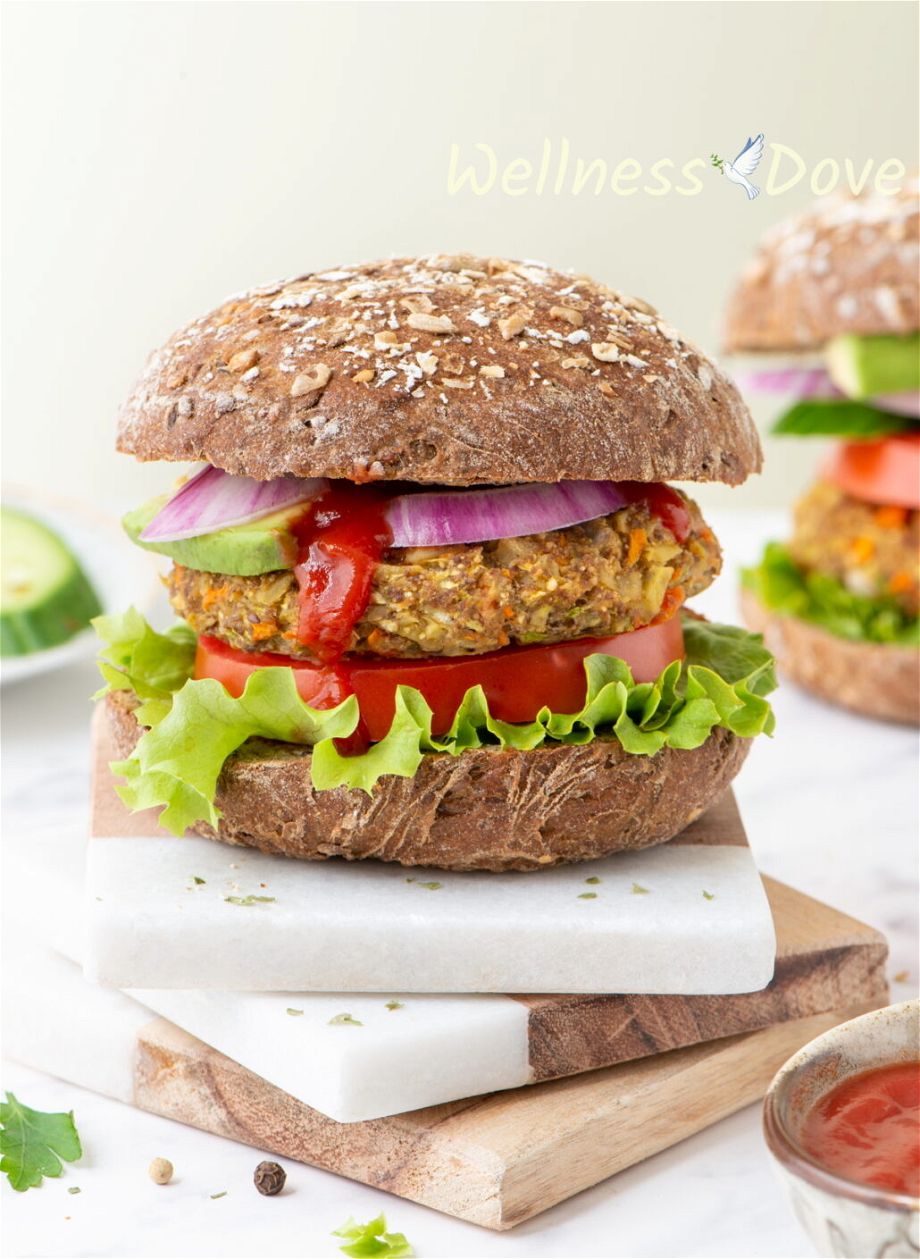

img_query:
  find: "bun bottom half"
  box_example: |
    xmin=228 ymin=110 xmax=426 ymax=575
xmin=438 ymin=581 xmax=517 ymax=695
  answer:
xmin=105 ymin=692 xmax=749 ymax=872
xmin=742 ymin=588 xmax=919 ymax=726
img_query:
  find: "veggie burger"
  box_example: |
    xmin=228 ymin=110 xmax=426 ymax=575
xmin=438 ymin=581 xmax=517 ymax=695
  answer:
xmin=728 ymin=183 xmax=919 ymax=724
xmin=99 ymin=255 xmax=776 ymax=870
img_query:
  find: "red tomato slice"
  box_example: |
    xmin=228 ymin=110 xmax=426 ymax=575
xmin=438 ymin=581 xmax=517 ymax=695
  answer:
xmin=194 ymin=615 xmax=685 ymax=743
xmin=822 ymin=432 xmax=920 ymax=509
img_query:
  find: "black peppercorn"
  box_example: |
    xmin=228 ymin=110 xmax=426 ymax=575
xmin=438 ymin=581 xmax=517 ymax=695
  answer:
xmin=253 ymin=1160 xmax=286 ymax=1196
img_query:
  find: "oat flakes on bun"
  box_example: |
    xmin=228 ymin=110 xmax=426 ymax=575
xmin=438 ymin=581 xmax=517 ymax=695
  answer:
xmin=98 ymin=255 xmax=776 ymax=870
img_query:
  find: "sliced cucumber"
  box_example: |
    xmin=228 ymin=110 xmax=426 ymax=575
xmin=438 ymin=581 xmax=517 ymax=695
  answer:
xmin=826 ymin=332 xmax=920 ymax=399
xmin=122 ymin=496 xmax=301 ymax=575
xmin=1 ymin=507 xmax=103 ymax=656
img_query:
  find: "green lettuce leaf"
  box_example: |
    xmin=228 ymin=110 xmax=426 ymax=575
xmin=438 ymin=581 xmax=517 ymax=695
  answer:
xmin=95 ymin=610 xmax=776 ymax=835
xmin=742 ymin=542 xmax=920 ymax=647
xmin=771 ymin=399 xmax=916 ymax=439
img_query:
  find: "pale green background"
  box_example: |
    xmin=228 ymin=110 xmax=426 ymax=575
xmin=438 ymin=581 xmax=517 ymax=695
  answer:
xmin=3 ymin=1 xmax=918 ymax=511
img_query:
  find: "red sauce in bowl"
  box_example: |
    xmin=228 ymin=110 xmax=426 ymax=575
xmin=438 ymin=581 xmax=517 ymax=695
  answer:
xmin=799 ymin=1061 xmax=920 ymax=1198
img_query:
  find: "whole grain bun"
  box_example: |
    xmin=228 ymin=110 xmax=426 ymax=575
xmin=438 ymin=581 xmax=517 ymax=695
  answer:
xmin=724 ymin=180 xmax=920 ymax=352
xmin=742 ymin=588 xmax=919 ymax=725
xmin=117 ymin=255 xmax=760 ymax=487
xmin=104 ymin=691 xmax=750 ymax=872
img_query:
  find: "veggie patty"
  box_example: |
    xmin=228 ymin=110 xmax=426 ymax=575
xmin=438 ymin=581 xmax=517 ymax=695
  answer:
xmin=167 ymin=494 xmax=721 ymax=659
xmin=790 ymin=481 xmax=919 ymax=615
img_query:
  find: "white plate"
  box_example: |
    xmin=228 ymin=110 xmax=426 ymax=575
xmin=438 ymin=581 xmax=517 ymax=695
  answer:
xmin=1 ymin=485 xmax=160 ymax=686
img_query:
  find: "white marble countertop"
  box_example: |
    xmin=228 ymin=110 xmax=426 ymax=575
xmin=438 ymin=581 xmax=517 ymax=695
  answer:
xmin=2 ymin=509 xmax=918 ymax=1259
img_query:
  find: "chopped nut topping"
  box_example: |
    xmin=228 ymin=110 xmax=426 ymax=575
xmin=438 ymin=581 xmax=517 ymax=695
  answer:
xmin=591 ymin=342 xmax=621 ymax=363
xmin=549 ymin=305 xmax=583 ymax=327
xmin=374 ymin=330 xmax=398 ymax=349
xmin=429 ymin=253 xmax=479 ymax=272
xmin=166 ymin=370 xmax=188 ymax=389
xmin=227 ymin=347 xmax=260 ymax=373
xmin=561 ymin=355 xmax=591 ymax=369
xmin=352 ymin=368 xmax=375 ymax=383
xmin=441 ymin=352 xmax=464 ymax=374
xmin=442 ymin=377 xmax=474 ymax=389
xmin=597 ymin=380 xmax=616 ymax=397
xmin=406 ymin=312 xmax=456 ymax=334
xmin=399 ymin=295 xmax=434 ymax=314
xmin=497 ymin=312 xmax=528 ymax=340
xmin=290 ymin=364 xmax=332 ymax=397
xmin=415 ymin=351 xmax=439 ymax=375
xmin=478 ymin=364 xmax=505 ymax=378
xmin=604 ymin=330 xmax=636 ymax=351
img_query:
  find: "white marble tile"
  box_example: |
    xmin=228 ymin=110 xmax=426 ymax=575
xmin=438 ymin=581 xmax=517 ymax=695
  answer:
xmin=83 ymin=835 xmax=776 ymax=994
xmin=126 ymin=987 xmax=531 ymax=1122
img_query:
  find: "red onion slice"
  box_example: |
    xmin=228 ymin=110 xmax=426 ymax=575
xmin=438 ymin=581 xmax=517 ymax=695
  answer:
xmin=731 ymin=367 xmax=842 ymax=398
xmin=140 ymin=466 xmax=327 ymax=542
xmin=385 ymin=481 xmax=631 ymax=547
xmin=870 ymin=391 xmax=920 ymax=419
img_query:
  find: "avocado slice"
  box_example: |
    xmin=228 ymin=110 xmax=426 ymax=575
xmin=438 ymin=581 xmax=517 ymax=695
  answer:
xmin=826 ymin=332 xmax=920 ymax=399
xmin=123 ymin=496 xmax=301 ymax=574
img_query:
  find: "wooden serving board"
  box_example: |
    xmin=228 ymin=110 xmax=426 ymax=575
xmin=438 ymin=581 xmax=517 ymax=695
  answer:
xmin=122 ymin=880 xmax=887 ymax=1229
xmin=135 ymin=997 xmax=882 ymax=1231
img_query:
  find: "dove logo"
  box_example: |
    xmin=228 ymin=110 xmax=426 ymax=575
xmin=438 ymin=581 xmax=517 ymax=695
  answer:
xmin=710 ymin=134 xmax=765 ymax=201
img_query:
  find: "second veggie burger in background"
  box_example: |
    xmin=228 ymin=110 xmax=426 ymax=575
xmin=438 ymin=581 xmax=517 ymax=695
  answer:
xmin=728 ymin=182 xmax=919 ymax=724
xmin=98 ymin=255 xmax=776 ymax=870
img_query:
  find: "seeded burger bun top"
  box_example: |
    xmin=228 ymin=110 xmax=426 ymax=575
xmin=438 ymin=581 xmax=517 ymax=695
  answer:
xmin=117 ymin=254 xmax=760 ymax=487
xmin=724 ymin=180 xmax=920 ymax=353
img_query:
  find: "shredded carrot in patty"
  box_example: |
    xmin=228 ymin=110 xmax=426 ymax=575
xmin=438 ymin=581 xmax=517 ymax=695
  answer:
xmin=874 ymin=505 xmax=908 ymax=529
xmin=849 ymin=536 xmax=875 ymax=565
xmin=652 ymin=585 xmax=685 ymax=624
xmin=627 ymin=528 xmax=647 ymax=566
xmin=888 ymin=571 xmax=915 ymax=595
xmin=201 ymin=586 xmax=229 ymax=610
xmin=250 ymin=622 xmax=277 ymax=642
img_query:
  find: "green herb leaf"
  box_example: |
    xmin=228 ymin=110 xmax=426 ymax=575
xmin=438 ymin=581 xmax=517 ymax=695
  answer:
xmin=67 ymin=1186 xmax=81 ymax=1194
xmin=329 ymin=1014 xmax=363 ymax=1027
xmin=385 ymin=1001 xmax=404 ymax=1011
xmin=286 ymin=1008 xmax=304 ymax=1017
xmin=333 ymin=1214 xmax=414 ymax=1258
xmin=631 ymin=883 xmax=650 ymax=895
xmin=585 ymin=876 xmax=602 ymax=885
xmin=772 ymin=399 xmax=915 ymax=438
xmin=577 ymin=892 xmax=597 ymax=900
xmin=224 ymin=895 xmax=276 ymax=907
xmin=210 ymin=1190 xmax=227 ymax=1199
xmin=101 ymin=612 xmax=776 ymax=836
xmin=416 ymin=881 xmax=442 ymax=891
xmin=191 ymin=876 xmax=205 ymax=885
xmin=703 ymin=890 xmax=715 ymax=901
xmin=743 ymin=542 xmax=919 ymax=646
xmin=0 ymin=1093 xmax=82 ymax=1192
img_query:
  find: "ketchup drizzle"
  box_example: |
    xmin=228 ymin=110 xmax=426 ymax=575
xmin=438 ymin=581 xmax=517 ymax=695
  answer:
xmin=291 ymin=483 xmax=394 ymax=664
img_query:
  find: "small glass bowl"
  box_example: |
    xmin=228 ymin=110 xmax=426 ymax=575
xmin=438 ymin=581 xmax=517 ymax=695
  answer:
xmin=763 ymin=998 xmax=919 ymax=1258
